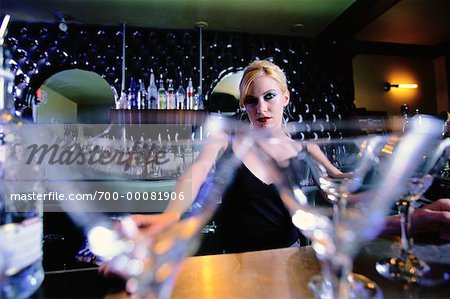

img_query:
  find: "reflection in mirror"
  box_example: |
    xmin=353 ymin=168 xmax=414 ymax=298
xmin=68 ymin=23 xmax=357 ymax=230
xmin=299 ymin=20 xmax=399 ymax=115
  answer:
xmin=208 ymin=70 xmax=243 ymax=114
xmin=35 ymin=69 xmax=114 ymax=124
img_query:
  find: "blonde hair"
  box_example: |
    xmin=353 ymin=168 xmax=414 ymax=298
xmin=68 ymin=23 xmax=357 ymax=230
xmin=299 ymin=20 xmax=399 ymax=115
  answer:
xmin=239 ymin=60 xmax=288 ymax=108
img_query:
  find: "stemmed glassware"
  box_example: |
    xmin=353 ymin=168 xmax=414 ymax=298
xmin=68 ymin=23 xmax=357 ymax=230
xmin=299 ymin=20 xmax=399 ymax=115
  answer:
xmin=88 ymin=116 xmax=258 ymax=298
xmin=375 ymin=137 xmax=450 ymax=284
xmin=253 ymin=116 xmax=444 ymax=299
xmin=21 ymin=115 xmax=256 ymax=298
xmin=306 ymin=135 xmax=389 ymax=223
xmin=303 ymin=135 xmax=395 ymax=298
xmin=276 ymin=133 xmax=393 ymax=299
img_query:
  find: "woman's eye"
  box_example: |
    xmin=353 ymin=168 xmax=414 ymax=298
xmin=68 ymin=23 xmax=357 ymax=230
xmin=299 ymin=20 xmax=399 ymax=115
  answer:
xmin=264 ymin=93 xmax=276 ymax=100
xmin=244 ymin=97 xmax=257 ymax=105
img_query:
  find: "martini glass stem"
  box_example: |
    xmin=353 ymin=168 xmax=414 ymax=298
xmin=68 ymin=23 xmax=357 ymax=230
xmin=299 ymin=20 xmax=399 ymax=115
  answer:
xmin=333 ymin=203 xmax=340 ymax=225
xmin=398 ymin=199 xmax=413 ymax=255
xmin=318 ymin=255 xmax=353 ymax=299
xmin=333 ymin=195 xmax=347 ymax=225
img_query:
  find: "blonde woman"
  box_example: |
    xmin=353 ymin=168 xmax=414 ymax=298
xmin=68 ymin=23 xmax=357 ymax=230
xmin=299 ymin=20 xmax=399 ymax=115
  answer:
xmin=127 ymin=60 xmax=342 ymax=253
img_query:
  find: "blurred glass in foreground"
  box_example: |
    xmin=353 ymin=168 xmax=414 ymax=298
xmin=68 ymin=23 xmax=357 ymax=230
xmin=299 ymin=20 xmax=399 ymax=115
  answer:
xmin=34 ymin=116 xmax=256 ymax=298
xmin=253 ymin=115 xmax=443 ymax=299
xmin=0 ymin=14 xmax=45 ymax=299
xmin=375 ymin=121 xmax=450 ymax=285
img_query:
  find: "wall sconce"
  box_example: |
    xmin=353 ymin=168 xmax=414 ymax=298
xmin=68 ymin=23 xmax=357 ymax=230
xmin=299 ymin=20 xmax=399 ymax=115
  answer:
xmin=384 ymin=82 xmax=418 ymax=91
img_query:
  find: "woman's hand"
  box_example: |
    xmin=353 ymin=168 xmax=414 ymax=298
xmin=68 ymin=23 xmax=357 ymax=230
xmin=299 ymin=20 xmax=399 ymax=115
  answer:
xmin=127 ymin=211 xmax=181 ymax=235
xmin=332 ymin=172 xmax=353 ymax=179
xmin=381 ymin=198 xmax=450 ymax=242
xmin=99 ymin=211 xmax=182 ymax=276
xmin=412 ymin=198 xmax=450 ymax=241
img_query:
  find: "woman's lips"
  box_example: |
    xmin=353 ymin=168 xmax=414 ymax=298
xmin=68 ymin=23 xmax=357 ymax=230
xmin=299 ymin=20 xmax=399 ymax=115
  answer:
xmin=257 ymin=117 xmax=272 ymax=123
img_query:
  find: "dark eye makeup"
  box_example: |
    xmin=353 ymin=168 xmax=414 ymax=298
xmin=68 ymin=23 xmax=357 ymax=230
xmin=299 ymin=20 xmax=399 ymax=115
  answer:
xmin=244 ymin=91 xmax=278 ymax=105
xmin=264 ymin=92 xmax=276 ymax=100
xmin=244 ymin=96 xmax=257 ymax=105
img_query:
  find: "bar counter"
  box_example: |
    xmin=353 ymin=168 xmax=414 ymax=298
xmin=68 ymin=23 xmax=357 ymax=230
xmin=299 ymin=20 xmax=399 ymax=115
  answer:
xmin=35 ymin=239 xmax=450 ymax=298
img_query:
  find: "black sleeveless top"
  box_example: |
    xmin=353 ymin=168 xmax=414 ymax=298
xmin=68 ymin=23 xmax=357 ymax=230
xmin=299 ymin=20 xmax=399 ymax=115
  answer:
xmin=216 ymin=145 xmax=300 ymax=253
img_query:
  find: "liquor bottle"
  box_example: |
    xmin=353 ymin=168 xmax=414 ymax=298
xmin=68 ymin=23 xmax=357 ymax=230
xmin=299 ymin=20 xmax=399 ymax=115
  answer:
xmin=1 ymin=23 xmax=45 ymax=297
xmin=194 ymin=86 xmax=204 ymax=110
xmin=137 ymin=79 xmax=147 ymax=110
xmin=146 ymin=69 xmax=158 ymax=110
xmin=193 ymin=92 xmax=199 ymax=110
xmin=127 ymin=77 xmax=137 ymax=109
xmin=157 ymin=75 xmax=167 ymax=110
xmin=198 ymin=93 xmax=205 ymax=110
xmin=118 ymin=89 xmax=128 ymax=110
xmin=176 ymin=80 xmax=186 ymax=110
xmin=187 ymin=78 xmax=194 ymax=110
xmin=110 ymin=84 xmax=119 ymax=109
xmin=166 ymin=79 xmax=176 ymax=110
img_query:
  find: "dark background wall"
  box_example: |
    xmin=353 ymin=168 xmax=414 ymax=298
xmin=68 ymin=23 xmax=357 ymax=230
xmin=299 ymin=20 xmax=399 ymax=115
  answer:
xmin=5 ymin=21 xmax=356 ymax=137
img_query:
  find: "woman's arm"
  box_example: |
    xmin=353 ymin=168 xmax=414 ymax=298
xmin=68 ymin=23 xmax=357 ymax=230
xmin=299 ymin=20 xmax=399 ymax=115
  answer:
xmin=165 ymin=134 xmax=228 ymax=215
xmin=306 ymin=143 xmax=350 ymax=178
xmin=128 ymin=132 xmax=229 ymax=234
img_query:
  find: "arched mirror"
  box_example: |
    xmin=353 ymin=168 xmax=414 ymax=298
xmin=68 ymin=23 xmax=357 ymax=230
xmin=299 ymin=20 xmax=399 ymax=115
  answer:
xmin=207 ymin=70 xmax=243 ymax=115
xmin=34 ymin=70 xmax=115 ymax=271
xmin=35 ymin=69 xmax=114 ymax=124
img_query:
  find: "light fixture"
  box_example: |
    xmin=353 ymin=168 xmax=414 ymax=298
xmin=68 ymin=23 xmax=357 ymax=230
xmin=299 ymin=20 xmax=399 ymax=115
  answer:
xmin=195 ymin=21 xmax=208 ymax=96
xmin=384 ymin=82 xmax=418 ymax=91
xmin=290 ymin=23 xmax=304 ymax=33
xmin=59 ymin=19 xmax=68 ymax=32
xmin=55 ymin=12 xmax=69 ymax=32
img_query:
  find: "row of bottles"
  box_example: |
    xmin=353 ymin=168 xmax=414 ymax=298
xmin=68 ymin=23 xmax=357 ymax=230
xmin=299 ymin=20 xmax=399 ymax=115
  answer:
xmin=114 ymin=70 xmax=204 ymax=111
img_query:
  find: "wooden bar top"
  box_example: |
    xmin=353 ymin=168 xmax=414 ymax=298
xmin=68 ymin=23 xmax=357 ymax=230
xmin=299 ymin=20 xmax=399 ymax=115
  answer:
xmin=37 ymin=239 xmax=450 ymax=298
xmin=171 ymin=241 xmax=450 ymax=299
xmin=172 ymin=246 xmax=319 ymax=299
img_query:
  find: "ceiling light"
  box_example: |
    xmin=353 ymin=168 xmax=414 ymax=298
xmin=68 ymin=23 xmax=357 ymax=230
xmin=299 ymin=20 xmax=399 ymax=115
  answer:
xmin=290 ymin=24 xmax=304 ymax=33
xmin=195 ymin=21 xmax=208 ymax=30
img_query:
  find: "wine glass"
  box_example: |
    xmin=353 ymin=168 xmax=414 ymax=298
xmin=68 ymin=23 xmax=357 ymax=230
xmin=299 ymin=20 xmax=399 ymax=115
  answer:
xmin=375 ymin=137 xmax=450 ymax=284
xmin=253 ymin=116 xmax=444 ymax=299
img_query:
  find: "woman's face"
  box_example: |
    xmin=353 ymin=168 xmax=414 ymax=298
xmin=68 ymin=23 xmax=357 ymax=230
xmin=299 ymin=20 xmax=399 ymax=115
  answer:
xmin=243 ymin=75 xmax=289 ymax=132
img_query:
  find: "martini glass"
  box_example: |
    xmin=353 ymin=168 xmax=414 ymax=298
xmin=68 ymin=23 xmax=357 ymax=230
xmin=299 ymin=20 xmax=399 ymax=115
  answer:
xmin=24 ymin=115 xmax=256 ymax=299
xmin=305 ymin=135 xmax=389 ymax=223
xmin=284 ymin=134 xmax=393 ymax=299
xmin=375 ymin=137 xmax=450 ymax=284
xmin=254 ymin=116 xmax=444 ymax=299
